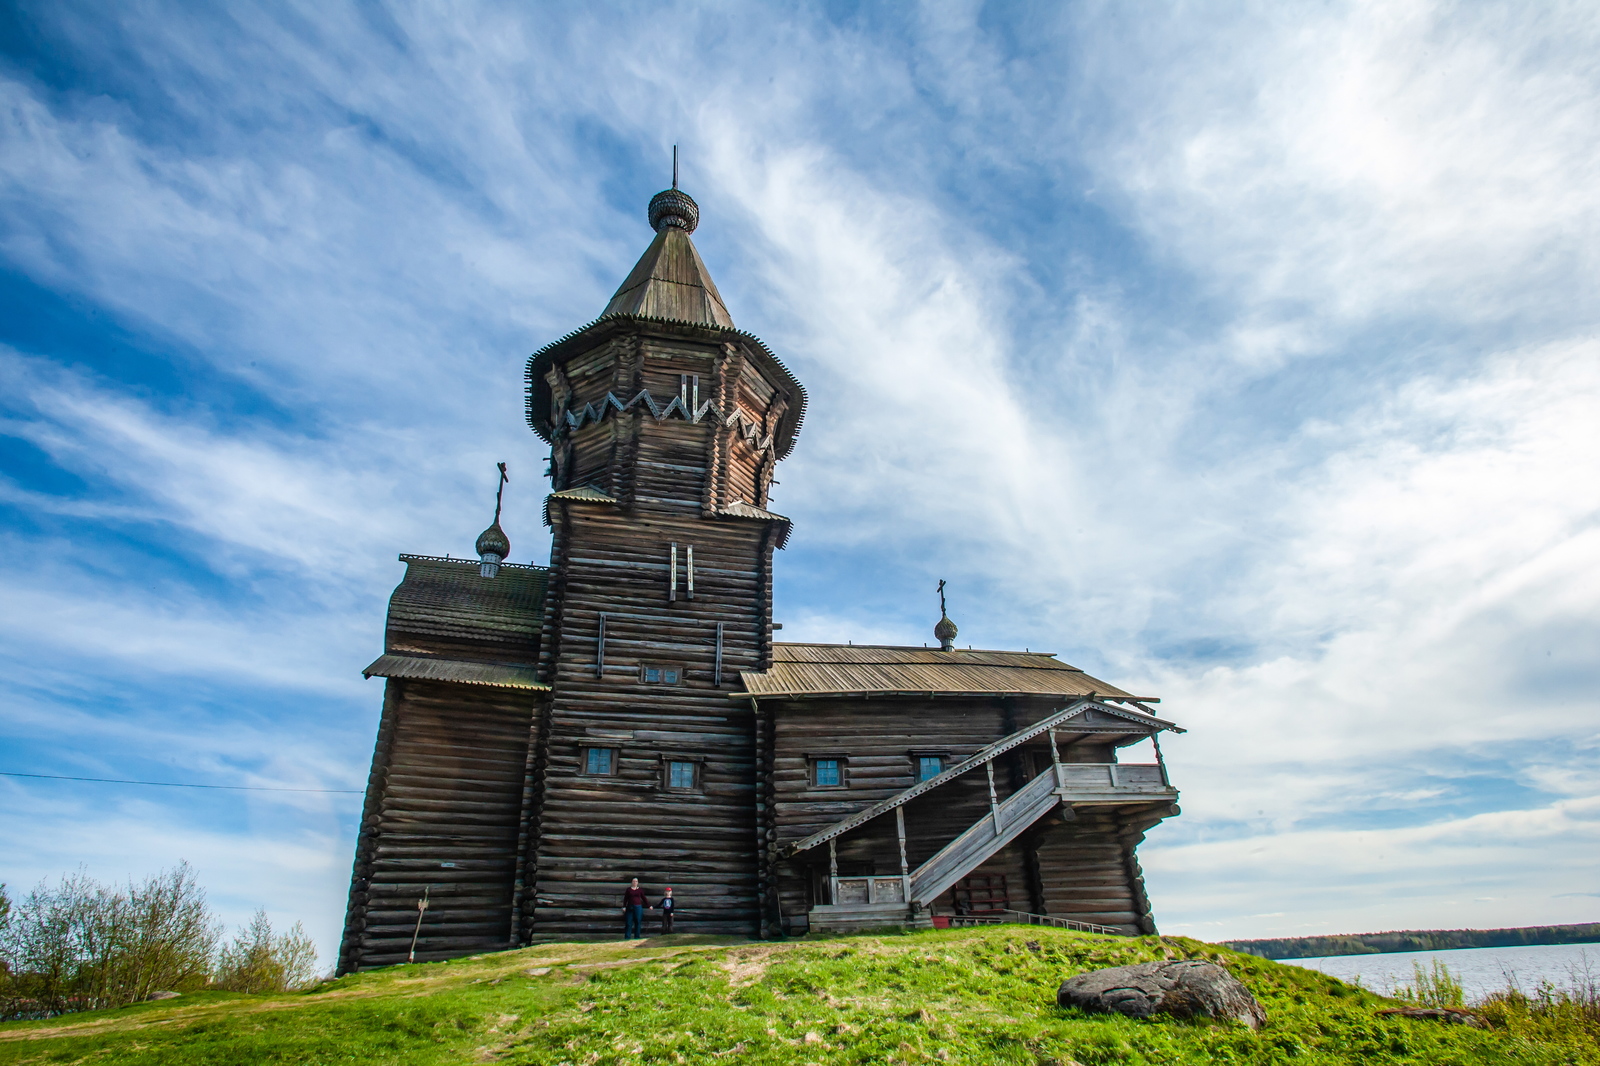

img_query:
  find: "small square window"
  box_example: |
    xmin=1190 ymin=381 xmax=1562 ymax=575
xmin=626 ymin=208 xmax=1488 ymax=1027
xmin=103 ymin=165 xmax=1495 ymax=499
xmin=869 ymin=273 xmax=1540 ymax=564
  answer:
xmin=641 ymin=664 xmax=681 ymax=685
xmin=668 ymin=761 xmax=696 ymax=789
xmin=583 ymin=747 xmax=615 ymax=775
xmin=918 ymin=755 xmax=943 ymax=782
xmin=812 ymin=758 xmax=842 ymax=788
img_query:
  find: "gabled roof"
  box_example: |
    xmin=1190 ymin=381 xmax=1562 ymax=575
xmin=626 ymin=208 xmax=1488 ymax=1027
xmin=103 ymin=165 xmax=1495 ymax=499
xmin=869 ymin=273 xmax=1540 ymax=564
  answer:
xmin=737 ymin=643 xmax=1154 ymax=702
xmin=601 ymin=226 xmax=734 ymax=328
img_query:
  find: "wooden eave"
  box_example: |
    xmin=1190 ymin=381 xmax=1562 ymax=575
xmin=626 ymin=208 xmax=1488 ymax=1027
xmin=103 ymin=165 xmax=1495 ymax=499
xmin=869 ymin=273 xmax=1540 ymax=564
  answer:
xmin=715 ymin=500 xmax=792 ymax=549
xmin=542 ymin=485 xmax=620 ymax=526
xmin=524 ymin=315 xmax=808 ymax=459
xmin=362 ymin=653 xmax=549 ymax=691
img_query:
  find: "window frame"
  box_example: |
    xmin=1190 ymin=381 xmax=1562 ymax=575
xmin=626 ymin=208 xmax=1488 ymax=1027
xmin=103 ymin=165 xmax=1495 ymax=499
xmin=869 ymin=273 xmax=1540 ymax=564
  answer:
xmin=807 ymin=753 xmax=848 ymax=790
xmin=640 ymin=662 xmax=684 ymax=685
xmin=658 ymin=752 xmax=706 ymax=793
xmin=580 ymin=746 xmax=619 ymax=777
xmin=909 ymin=749 xmax=952 ymax=784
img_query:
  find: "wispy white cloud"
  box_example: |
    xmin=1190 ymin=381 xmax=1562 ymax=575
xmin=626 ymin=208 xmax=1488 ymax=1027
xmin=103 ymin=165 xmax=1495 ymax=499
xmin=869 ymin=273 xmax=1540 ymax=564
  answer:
xmin=0 ymin=0 xmax=1596 ymax=958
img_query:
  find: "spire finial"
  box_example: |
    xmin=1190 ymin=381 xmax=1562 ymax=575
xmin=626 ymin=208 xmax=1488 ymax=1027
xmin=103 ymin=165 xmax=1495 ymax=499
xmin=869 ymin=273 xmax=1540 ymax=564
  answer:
xmin=934 ymin=579 xmax=958 ymax=652
xmin=649 ymin=148 xmax=699 ymax=233
xmin=476 ymin=463 xmax=511 ymax=578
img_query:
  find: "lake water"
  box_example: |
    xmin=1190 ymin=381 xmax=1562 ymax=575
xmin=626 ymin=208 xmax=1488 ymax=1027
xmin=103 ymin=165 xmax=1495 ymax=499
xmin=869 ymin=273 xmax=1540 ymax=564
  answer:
xmin=1281 ymin=942 xmax=1599 ymax=1000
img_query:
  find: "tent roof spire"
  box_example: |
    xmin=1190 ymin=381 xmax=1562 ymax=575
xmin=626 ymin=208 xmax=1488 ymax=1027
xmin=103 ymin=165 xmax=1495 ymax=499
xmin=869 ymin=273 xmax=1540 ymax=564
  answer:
xmin=601 ymin=162 xmax=734 ymax=328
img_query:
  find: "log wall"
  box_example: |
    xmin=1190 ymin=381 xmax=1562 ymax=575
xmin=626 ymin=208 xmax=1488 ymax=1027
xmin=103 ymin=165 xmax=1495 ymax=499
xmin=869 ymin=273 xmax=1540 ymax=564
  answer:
xmin=342 ymin=680 xmax=538 ymax=969
xmin=762 ymin=695 xmax=1170 ymax=936
xmin=524 ymin=326 xmax=791 ymax=938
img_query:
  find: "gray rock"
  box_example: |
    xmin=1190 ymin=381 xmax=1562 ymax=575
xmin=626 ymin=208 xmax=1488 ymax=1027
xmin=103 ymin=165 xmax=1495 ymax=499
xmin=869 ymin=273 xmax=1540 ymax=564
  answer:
xmin=146 ymin=990 xmax=182 ymax=1001
xmin=1056 ymin=960 xmax=1266 ymax=1029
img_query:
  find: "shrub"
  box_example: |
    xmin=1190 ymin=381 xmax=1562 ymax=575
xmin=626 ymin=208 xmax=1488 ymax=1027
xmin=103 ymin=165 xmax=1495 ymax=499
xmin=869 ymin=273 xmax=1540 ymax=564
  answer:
xmin=213 ymin=909 xmax=319 ymax=993
xmin=0 ymin=863 xmax=220 ymax=1017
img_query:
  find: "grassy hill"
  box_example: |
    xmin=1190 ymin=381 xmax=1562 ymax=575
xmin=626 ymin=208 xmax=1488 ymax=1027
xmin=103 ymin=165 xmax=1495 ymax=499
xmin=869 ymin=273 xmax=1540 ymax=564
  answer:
xmin=1 ymin=925 xmax=1594 ymax=1065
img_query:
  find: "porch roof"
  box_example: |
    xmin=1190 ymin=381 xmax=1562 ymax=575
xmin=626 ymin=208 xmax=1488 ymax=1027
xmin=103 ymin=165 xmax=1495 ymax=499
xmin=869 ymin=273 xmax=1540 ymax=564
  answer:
xmin=738 ymin=643 xmax=1155 ymax=703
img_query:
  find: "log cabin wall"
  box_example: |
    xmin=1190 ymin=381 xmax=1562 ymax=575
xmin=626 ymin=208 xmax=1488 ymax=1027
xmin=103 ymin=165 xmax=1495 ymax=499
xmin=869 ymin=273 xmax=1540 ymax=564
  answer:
xmin=764 ymin=694 xmax=1029 ymax=932
xmin=762 ymin=693 xmax=1167 ymax=936
xmin=344 ymin=679 xmax=540 ymax=967
xmin=339 ymin=557 xmax=549 ymax=972
xmin=524 ymin=324 xmax=795 ymax=937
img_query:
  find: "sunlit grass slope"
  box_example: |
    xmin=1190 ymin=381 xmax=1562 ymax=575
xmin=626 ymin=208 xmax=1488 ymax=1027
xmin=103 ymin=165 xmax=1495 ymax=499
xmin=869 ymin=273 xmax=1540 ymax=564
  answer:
xmin=1 ymin=926 xmax=1593 ymax=1065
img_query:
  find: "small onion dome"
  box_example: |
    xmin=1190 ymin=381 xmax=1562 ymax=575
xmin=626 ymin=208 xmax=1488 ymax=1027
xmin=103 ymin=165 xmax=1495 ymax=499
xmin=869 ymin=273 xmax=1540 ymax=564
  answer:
xmin=934 ymin=612 xmax=959 ymax=652
xmin=648 ymin=188 xmax=699 ymax=233
xmin=475 ymin=521 xmax=510 ymax=578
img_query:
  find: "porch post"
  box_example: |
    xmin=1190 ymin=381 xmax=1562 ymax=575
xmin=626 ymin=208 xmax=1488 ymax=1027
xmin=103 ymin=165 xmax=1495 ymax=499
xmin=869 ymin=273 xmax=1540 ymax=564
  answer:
xmin=986 ymin=760 xmax=1001 ymax=833
xmin=1152 ymin=732 xmax=1169 ymax=787
xmin=896 ymin=806 xmax=911 ymax=906
xmin=1048 ymin=727 xmax=1064 ymax=789
xmin=828 ymin=838 xmax=838 ymax=905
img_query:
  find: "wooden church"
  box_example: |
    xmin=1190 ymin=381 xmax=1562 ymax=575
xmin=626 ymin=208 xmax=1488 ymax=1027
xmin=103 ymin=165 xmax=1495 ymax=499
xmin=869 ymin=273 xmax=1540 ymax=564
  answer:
xmin=337 ymin=182 xmax=1185 ymax=972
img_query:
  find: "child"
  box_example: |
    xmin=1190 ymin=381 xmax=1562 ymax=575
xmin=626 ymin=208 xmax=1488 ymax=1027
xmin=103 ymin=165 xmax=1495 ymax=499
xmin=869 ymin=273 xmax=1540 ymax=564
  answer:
xmin=657 ymin=886 xmax=676 ymax=934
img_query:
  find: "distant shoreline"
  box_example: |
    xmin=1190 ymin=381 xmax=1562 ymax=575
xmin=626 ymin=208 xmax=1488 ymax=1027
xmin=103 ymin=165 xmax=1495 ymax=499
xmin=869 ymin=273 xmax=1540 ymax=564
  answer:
xmin=1225 ymin=922 xmax=1600 ymax=960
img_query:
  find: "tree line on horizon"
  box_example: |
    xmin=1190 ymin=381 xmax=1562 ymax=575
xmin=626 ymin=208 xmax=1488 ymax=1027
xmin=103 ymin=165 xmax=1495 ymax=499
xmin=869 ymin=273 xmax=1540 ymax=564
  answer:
xmin=1227 ymin=922 xmax=1600 ymax=960
xmin=0 ymin=863 xmax=319 ymax=1020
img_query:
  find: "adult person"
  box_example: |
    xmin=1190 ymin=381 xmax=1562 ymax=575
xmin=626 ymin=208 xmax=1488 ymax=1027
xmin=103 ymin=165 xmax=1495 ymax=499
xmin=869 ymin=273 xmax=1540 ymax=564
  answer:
xmin=622 ymin=878 xmax=647 ymax=938
xmin=657 ymin=886 xmax=675 ymax=934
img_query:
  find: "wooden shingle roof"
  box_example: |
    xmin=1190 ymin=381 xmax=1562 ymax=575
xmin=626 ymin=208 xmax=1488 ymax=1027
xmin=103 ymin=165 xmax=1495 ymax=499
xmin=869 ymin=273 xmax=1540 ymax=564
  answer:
xmin=602 ymin=225 xmax=734 ymax=328
xmin=738 ymin=643 xmax=1151 ymax=702
xmin=384 ymin=554 xmax=548 ymax=660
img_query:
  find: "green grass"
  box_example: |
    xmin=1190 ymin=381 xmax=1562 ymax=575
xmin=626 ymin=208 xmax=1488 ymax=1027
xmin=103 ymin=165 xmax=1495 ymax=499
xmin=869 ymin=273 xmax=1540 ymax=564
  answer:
xmin=1 ymin=926 xmax=1594 ymax=1065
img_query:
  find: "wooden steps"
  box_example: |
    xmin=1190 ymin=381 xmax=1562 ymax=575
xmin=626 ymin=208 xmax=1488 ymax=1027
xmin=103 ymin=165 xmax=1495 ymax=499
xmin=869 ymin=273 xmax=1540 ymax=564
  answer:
xmin=909 ymin=770 xmax=1061 ymax=906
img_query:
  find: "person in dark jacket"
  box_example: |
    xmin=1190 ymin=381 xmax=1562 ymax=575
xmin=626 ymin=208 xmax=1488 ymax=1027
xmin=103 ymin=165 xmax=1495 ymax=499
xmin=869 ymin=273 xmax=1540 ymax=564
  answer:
xmin=657 ymin=886 xmax=675 ymax=934
xmin=622 ymin=878 xmax=647 ymax=938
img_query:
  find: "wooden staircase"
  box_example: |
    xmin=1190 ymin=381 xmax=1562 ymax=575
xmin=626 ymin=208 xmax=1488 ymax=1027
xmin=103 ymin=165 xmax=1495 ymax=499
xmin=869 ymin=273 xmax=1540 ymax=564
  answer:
xmin=909 ymin=770 xmax=1062 ymax=907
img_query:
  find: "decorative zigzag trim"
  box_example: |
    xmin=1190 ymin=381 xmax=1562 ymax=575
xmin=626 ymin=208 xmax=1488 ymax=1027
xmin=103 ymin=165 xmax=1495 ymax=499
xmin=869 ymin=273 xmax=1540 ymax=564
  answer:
xmin=522 ymin=313 xmax=808 ymax=459
xmin=556 ymin=389 xmax=778 ymax=455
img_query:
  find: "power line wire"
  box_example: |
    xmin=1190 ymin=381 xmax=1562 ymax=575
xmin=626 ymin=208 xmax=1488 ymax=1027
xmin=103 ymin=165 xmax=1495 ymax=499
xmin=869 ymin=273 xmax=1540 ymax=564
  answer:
xmin=0 ymin=771 xmax=361 ymax=794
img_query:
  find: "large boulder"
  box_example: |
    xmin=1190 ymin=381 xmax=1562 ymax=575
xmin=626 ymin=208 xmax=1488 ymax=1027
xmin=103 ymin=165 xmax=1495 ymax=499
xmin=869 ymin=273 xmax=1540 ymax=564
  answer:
xmin=1057 ymin=960 xmax=1266 ymax=1029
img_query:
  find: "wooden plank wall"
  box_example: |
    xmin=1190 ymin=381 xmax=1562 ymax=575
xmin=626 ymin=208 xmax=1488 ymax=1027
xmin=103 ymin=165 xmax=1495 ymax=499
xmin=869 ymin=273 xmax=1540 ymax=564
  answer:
xmin=546 ymin=329 xmax=781 ymax=513
xmin=764 ymin=696 xmax=1170 ymax=935
xmin=526 ymin=329 xmax=789 ymax=938
xmin=766 ymin=695 xmax=1026 ymax=932
xmin=343 ymin=680 xmax=537 ymax=969
xmin=527 ymin=502 xmax=769 ymax=936
xmin=1031 ymin=809 xmax=1152 ymax=934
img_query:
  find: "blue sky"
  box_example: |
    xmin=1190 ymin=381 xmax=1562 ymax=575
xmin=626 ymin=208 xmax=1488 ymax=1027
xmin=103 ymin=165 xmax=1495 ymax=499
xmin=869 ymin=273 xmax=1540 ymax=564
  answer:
xmin=2 ymin=0 xmax=1597 ymax=965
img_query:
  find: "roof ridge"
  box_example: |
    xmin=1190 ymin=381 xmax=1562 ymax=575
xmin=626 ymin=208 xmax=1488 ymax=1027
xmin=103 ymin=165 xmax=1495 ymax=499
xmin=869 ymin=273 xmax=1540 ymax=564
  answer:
xmin=773 ymin=641 xmax=1060 ymax=656
xmin=397 ymin=553 xmax=549 ymax=572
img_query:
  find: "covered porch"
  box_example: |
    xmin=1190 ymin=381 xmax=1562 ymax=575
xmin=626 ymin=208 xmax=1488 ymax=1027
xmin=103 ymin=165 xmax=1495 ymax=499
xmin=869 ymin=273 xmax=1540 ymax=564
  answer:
xmin=788 ymin=699 xmax=1183 ymax=934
